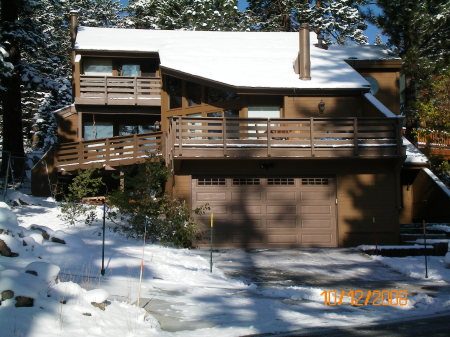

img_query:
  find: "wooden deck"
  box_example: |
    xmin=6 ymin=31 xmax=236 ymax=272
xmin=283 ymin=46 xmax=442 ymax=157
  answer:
xmin=74 ymin=76 xmax=161 ymax=106
xmin=55 ymin=132 xmax=163 ymax=171
xmin=417 ymin=132 xmax=450 ymax=159
xmin=167 ymin=117 xmax=405 ymax=160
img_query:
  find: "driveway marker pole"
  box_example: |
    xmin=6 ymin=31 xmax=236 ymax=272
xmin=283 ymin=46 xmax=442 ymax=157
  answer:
xmin=210 ymin=213 xmax=214 ymax=273
xmin=101 ymin=201 xmax=106 ymax=276
xmin=423 ymin=219 xmax=428 ymax=278
xmin=137 ymin=218 xmax=147 ymax=306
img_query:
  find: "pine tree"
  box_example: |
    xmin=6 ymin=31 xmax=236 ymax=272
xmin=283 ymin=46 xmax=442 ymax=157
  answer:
xmin=247 ymin=0 xmax=368 ymax=44
xmin=28 ymin=0 xmax=124 ymax=151
xmin=126 ymin=0 xmax=248 ymax=31
xmin=373 ymin=0 xmax=450 ymax=136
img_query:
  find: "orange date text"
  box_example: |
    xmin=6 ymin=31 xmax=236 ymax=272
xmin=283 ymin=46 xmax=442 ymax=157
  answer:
xmin=320 ymin=290 xmax=408 ymax=306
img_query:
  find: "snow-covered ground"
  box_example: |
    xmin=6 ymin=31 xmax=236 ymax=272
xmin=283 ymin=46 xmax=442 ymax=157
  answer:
xmin=1 ymin=191 xmax=450 ymax=337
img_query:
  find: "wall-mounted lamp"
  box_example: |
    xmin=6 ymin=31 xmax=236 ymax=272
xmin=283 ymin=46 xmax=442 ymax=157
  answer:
xmin=318 ymin=100 xmax=326 ymax=114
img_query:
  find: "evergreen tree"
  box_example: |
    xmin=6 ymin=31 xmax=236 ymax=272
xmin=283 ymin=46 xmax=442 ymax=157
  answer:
xmin=29 ymin=0 xmax=124 ymax=151
xmin=126 ymin=0 xmax=248 ymax=31
xmin=372 ymin=0 xmax=450 ymax=136
xmin=247 ymin=0 xmax=368 ymax=44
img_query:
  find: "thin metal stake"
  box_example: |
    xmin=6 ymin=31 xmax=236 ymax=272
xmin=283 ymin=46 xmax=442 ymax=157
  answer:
xmin=210 ymin=213 xmax=214 ymax=273
xmin=423 ymin=220 xmax=428 ymax=278
xmin=137 ymin=218 xmax=147 ymax=307
xmin=101 ymin=201 xmax=106 ymax=276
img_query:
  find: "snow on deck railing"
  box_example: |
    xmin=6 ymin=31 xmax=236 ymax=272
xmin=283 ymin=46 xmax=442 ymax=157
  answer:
xmin=55 ymin=132 xmax=163 ymax=171
xmin=167 ymin=116 xmax=405 ymax=159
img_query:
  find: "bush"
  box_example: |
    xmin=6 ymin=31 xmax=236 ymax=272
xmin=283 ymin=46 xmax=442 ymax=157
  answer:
xmin=59 ymin=168 xmax=104 ymax=225
xmin=108 ymin=158 xmax=207 ymax=248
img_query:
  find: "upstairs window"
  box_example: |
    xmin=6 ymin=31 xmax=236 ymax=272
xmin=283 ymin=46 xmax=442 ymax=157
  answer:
xmin=206 ymin=87 xmax=238 ymax=103
xmin=121 ymin=64 xmax=141 ymax=77
xmin=166 ymin=76 xmax=182 ymax=109
xmin=83 ymin=58 xmax=113 ymax=76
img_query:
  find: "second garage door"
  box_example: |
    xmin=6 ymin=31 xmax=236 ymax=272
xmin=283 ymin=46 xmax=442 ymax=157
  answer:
xmin=192 ymin=177 xmax=337 ymax=247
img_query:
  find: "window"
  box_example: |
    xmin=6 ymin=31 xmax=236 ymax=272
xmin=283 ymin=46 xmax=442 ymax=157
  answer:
xmin=233 ymin=178 xmax=260 ymax=185
xmin=268 ymin=178 xmax=295 ymax=185
xmin=121 ymin=64 xmax=141 ymax=77
xmin=186 ymin=82 xmax=202 ymax=106
xmin=247 ymin=106 xmax=280 ymax=119
xmin=206 ymin=87 xmax=238 ymax=103
xmin=166 ymin=76 xmax=182 ymax=109
xmin=301 ymin=178 xmax=329 ymax=185
xmin=119 ymin=124 xmax=158 ymax=136
xmin=83 ymin=58 xmax=113 ymax=76
xmin=83 ymin=122 xmax=114 ymax=140
xmin=197 ymin=178 xmax=226 ymax=186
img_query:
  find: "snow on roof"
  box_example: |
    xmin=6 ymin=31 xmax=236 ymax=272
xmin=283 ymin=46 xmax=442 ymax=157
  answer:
xmin=403 ymin=137 xmax=429 ymax=165
xmin=327 ymin=45 xmax=400 ymax=61
xmin=75 ymin=27 xmax=397 ymax=90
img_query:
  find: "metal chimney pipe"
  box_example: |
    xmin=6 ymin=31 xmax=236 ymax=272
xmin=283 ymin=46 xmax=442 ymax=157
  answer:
xmin=299 ymin=23 xmax=311 ymax=80
xmin=70 ymin=10 xmax=78 ymax=47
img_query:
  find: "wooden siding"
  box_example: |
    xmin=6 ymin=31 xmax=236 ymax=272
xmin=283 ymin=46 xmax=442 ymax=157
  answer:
xmin=75 ymin=76 xmax=161 ymax=106
xmin=337 ymin=170 xmax=399 ymax=246
xmin=284 ymin=96 xmax=364 ymax=118
xmin=167 ymin=117 xmax=404 ymax=160
xmin=56 ymin=111 xmax=78 ymax=143
xmin=357 ymin=70 xmax=400 ymax=115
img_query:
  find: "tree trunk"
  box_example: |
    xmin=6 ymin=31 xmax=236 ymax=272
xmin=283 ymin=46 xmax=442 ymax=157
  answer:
xmin=0 ymin=0 xmax=25 ymax=177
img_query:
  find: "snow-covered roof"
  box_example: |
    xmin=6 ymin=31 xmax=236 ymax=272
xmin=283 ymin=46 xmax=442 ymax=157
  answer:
xmin=403 ymin=137 xmax=429 ymax=165
xmin=75 ymin=27 xmax=398 ymax=90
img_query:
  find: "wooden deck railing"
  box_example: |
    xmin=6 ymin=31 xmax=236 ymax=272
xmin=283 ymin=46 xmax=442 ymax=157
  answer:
xmin=417 ymin=132 xmax=450 ymax=148
xmin=167 ymin=117 xmax=405 ymax=159
xmin=55 ymin=132 xmax=163 ymax=171
xmin=417 ymin=131 xmax=450 ymax=159
xmin=75 ymin=76 xmax=161 ymax=106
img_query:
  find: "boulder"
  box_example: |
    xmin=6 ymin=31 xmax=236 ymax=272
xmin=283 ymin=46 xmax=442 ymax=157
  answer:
xmin=1 ymin=290 xmax=14 ymax=301
xmin=15 ymin=296 xmax=34 ymax=307
xmin=0 ymin=239 xmax=19 ymax=257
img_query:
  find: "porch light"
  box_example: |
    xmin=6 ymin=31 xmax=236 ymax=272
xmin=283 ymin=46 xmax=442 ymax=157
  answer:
xmin=318 ymin=100 xmax=326 ymax=114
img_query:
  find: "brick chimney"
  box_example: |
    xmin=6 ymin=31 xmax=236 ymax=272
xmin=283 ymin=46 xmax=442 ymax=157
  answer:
xmin=298 ymin=23 xmax=311 ymax=80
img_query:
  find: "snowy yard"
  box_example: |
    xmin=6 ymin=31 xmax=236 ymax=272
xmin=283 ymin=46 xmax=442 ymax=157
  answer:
xmin=1 ymin=191 xmax=450 ymax=337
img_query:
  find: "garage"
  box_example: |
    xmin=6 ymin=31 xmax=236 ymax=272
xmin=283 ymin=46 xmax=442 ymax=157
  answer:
xmin=192 ymin=177 xmax=337 ymax=247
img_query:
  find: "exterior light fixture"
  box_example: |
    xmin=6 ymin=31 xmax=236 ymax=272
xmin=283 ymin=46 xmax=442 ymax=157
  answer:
xmin=318 ymin=100 xmax=325 ymax=114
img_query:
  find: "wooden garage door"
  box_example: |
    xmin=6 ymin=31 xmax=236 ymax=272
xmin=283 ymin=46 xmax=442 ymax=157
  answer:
xmin=192 ymin=177 xmax=337 ymax=247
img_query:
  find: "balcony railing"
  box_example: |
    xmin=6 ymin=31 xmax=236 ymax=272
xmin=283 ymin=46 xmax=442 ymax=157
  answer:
xmin=55 ymin=132 xmax=163 ymax=171
xmin=75 ymin=76 xmax=161 ymax=106
xmin=167 ymin=117 xmax=405 ymax=160
xmin=417 ymin=131 xmax=450 ymax=159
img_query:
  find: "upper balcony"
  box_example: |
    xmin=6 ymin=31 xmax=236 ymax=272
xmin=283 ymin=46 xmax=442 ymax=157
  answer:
xmin=167 ymin=117 xmax=405 ymax=161
xmin=74 ymin=75 xmax=161 ymax=106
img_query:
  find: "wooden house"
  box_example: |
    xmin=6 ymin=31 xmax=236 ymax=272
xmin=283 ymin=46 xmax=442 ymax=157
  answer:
xmin=34 ymin=13 xmax=440 ymax=248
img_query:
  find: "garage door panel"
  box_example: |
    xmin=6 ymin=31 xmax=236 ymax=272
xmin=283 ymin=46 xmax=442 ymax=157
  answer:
xmin=266 ymin=191 xmax=296 ymax=200
xmin=267 ymin=234 xmax=298 ymax=244
xmin=206 ymin=204 xmax=228 ymax=214
xmin=196 ymin=192 xmax=227 ymax=201
xmin=301 ymin=233 xmax=334 ymax=245
xmin=301 ymin=219 xmax=332 ymax=229
xmin=231 ymin=205 xmax=262 ymax=214
xmin=266 ymin=219 xmax=297 ymax=228
xmin=300 ymin=191 xmax=333 ymax=201
xmin=301 ymin=205 xmax=332 ymax=214
xmin=267 ymin=205 xmax=297 ymax=214
xmin=193 ymin=177 xmax=337 ymax=247
xmin=231 ymin=191 xmax=262 ymax=200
